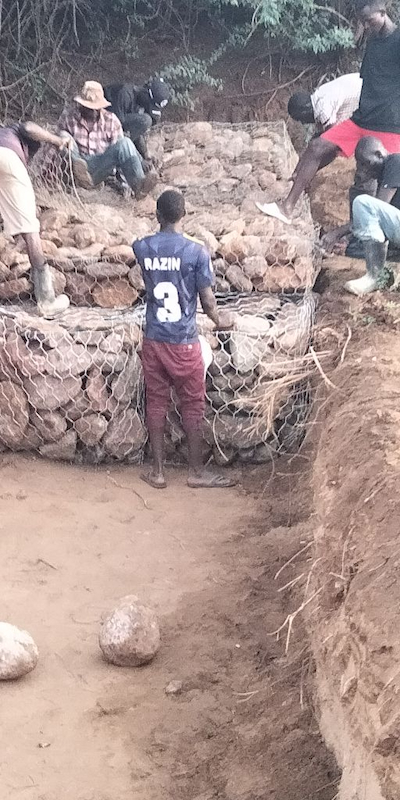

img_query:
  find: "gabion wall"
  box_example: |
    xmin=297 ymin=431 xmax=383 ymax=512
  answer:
xmin=0 ymin=121 xmax=319 ymax=464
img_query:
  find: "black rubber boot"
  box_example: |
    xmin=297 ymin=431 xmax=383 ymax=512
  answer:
xmin=345 ymin=241 xmax=388 ymax=296
xmin=346 ymin=172 xmax=378 ymax=259
xmin=345 ymin=236 xmax=365 ymax=259
xmin=33 ymin=264 xmax=70 ymax=318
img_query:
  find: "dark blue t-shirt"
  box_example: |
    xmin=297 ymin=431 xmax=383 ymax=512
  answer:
xmin=133 ymin=231 xmax=213 ymax=344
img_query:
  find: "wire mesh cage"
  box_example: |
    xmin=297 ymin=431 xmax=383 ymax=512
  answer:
xmin=0 ymin=306 xmax=145 ymax=463
xmin=168 ymin=291 xmax=317 ymax=466
xmin=0 ymin=120 xmax=321 ymax=464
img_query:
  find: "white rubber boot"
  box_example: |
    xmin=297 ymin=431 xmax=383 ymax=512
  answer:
xmin=33 ymin=264 xmax=70 ymax=318
xmin=344 ymin=240 xmax=388 ymax=297
xmin=344 ymin=273 xmax=379 ymax=296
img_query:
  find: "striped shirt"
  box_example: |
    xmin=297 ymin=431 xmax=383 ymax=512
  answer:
xmin=312 ymin=73 xmax=363 ymax=130
xmin=57 ymin=106 xmax=123 ymax=156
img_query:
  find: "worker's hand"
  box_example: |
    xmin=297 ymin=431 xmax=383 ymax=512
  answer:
xmin=58 ymin=136 xmax=72 ymax=152
xmin=320 ymin=229 xmax=343 ymax=254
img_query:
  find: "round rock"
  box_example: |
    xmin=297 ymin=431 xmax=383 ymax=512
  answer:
xmin=99 ymin=595 xmax=160 ymax=667
xmin=0 ymin=622 xmax=39 ymax=680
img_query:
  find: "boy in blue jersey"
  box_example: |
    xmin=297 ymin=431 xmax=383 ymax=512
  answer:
xmin=133 ymin=190 xmax=235 ymax=489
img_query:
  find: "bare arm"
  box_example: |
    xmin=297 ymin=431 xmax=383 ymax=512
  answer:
xmin=19 ymin=121 xmax=65 ymax=149
xmin=199 ymin=286 xmax=219 ymax=327
xmin=199 ymin=286 xmax=234 ymax=330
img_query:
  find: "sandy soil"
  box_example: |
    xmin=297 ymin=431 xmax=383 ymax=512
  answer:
xmin=0 ymin=454 xmax=338 ymax=800
xmin=308 ymin=316 xmax=400 ymax=800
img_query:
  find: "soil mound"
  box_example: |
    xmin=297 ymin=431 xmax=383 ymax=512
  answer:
xmin=309 ymin=331 xmax=400 ymax=800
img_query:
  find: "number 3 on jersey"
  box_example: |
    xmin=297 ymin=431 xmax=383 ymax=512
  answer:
xmin=154 ymin=281 xmax=182 ymax=323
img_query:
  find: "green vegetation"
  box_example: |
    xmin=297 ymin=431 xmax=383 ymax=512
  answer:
xmin=0 ymin=0 xmax=355 ymax=118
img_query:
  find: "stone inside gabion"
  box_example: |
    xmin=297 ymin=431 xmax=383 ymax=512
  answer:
xmin=0 ymin=121 xmax=318 ymax=466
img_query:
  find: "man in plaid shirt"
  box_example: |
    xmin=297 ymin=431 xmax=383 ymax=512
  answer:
xmin=58 ymin=102 xmax=123 ymax=156
xmin=56 ymin=81 xmax=156 ymax=196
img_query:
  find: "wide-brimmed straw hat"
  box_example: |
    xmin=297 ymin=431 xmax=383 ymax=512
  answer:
xmin=74 ymin=81 xmax=111 ymax=110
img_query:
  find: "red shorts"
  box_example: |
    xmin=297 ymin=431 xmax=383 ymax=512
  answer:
xmin=320 ymin=119 xmax=400 ymax=158
xmin=141 ymin=338 xmax=205 ymax=432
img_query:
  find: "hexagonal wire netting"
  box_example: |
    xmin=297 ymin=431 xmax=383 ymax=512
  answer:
xmin=0 ymin=121 xmax=323 ymax=465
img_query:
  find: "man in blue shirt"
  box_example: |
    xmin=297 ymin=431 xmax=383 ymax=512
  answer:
xmin=133 ymin=190 xmax=235 ymax=489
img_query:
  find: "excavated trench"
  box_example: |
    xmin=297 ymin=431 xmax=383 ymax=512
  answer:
xmin=304 ymin=318 xmax=400 ymax=800
xmin=5 ymin=279 xmax=394 ymax=800
xmin=1 ymin=123 xmax=397 ymax=798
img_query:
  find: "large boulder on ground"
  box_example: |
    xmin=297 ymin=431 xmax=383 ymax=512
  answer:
xmin=0 ymin=622 xmax=39 ymax=680
xmin=99 ymin=595 xmax=160 ymax=667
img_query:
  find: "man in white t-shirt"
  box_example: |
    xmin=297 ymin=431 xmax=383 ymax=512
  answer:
xmin=288 ymin=73 xmax=363 ymax=132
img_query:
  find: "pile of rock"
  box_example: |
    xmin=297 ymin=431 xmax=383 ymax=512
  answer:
xmin=0 ymin=121 xmax=318 ymax=464
xmin=166 ymin=293 xmax=316 ymax=465
xmin=6 ymin=120 xmax=317 ymax=313
xmin=149 ymin=121 xmax=317 ymax=294
xmin=0 ymin=206 xmax=147 ymax=309
xmin=0 ymin=292 xmax=315 ymax=464
xmin=0 ymin=307 xmax=146 ymax=462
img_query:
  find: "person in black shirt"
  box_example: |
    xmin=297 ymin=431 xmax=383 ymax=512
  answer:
xmin=256 ymin=0 xmax=400 ymax=226
xmin=104 ymin=77 xmax=170 ymax=163
xmin=344 ymin=136 xmax=400 ymax=295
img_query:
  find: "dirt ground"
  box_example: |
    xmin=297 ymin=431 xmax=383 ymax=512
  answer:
xmin=0 ymin=452 xmax=338 ymax=800
xmin=309 ymin=311 xmax=400 ymax=799
xmin=2 ymin=131 xmax=393 ymax=800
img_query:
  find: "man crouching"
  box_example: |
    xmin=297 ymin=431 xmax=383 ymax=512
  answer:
xmin=133 ymin=190 xmax=235 ymax=489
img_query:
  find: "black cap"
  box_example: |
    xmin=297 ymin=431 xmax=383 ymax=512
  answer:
xmin=148 ymin=77 xmax=170 ymax=107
